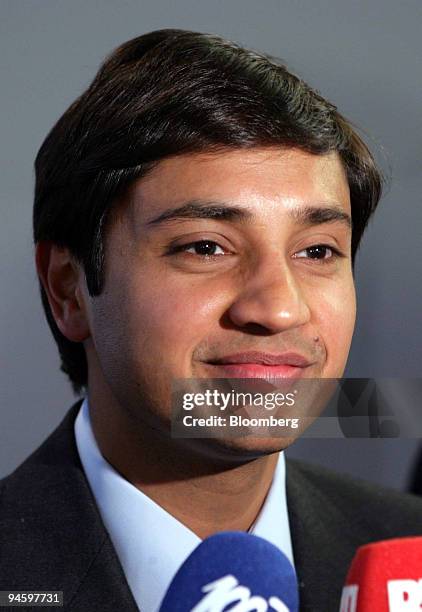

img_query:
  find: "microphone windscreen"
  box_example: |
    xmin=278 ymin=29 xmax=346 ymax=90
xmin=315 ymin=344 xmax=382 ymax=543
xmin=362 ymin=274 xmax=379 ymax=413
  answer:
xmin=340 ymin=536 xmax=422 ymax=611
xmin=159 ymin=531 xmax=298 ymax=611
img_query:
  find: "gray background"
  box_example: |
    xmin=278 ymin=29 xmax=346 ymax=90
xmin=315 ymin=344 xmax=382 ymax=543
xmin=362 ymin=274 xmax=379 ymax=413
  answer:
xmin=1 ymin=0 xmax=421 ymax=488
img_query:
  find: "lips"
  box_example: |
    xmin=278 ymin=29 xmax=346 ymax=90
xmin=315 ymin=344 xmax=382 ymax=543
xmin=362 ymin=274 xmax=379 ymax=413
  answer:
xmin=206 ymin=351 xmax=314 ymax=380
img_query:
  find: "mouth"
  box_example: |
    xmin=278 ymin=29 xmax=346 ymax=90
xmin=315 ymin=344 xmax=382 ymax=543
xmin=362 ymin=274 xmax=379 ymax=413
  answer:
xmin=204 ymin=351 xmax=315 ymax=381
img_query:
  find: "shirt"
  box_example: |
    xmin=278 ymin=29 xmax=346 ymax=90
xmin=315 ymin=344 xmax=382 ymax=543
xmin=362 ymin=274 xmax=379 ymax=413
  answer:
xmin=74 ymin=397 xmax=294 ymax=612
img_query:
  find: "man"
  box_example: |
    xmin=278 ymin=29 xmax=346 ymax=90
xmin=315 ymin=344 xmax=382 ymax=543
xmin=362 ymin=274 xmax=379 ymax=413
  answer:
xmin=1 ymin=29 xmax=421 ymax=612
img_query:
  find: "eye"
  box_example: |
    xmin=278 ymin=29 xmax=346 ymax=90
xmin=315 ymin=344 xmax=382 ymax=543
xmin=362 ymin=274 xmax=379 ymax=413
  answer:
xmin=293 ymin=244 xmax=339 ymax=261
xmin=170 ymin=240 xmax=227 ymax=257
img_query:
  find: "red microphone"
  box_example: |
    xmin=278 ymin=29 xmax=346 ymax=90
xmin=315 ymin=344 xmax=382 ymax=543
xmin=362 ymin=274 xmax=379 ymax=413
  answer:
xmin=340 ymin=537 xmax=422 ymax=611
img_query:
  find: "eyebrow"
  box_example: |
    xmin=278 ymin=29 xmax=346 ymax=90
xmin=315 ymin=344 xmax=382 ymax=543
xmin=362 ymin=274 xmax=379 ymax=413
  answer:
xmin=291 ymin=205 xmax=352 ymax=229
xmin=145 ymin=199 xmax=352 ymax=229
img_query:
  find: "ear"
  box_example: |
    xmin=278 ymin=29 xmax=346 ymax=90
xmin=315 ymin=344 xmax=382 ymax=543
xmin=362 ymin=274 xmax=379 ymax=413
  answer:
xmin=35 ymin=241 xmax=91 ymax=342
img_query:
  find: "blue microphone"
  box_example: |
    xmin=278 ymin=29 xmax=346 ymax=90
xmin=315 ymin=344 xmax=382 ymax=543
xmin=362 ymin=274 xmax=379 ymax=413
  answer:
xmin=158 ymin=531 xmax=298 ymax=611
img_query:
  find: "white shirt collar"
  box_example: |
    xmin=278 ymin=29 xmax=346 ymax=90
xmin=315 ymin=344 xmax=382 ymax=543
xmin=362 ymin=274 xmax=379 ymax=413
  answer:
xmin=74 ymin=397 xmax=294 ymax=612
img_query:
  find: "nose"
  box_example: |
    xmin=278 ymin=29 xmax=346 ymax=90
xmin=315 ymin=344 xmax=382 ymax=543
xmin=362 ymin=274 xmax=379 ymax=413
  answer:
xmin=227 ymin=258 xmax=311 ymax=333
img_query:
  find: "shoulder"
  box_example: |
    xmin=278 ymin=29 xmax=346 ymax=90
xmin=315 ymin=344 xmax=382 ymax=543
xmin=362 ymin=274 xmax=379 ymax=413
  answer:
xmin=286 ymin=458 xmax=422 ymax=538
xmin=0 ymin=400 xmax=83 ymax=511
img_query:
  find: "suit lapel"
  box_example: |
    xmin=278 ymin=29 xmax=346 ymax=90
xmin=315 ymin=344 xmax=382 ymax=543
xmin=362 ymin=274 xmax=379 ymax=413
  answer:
xmin=1 ymin=401 xmax=139 ymax=611
xmin=286 ymin=460 xmax=359 ymax=611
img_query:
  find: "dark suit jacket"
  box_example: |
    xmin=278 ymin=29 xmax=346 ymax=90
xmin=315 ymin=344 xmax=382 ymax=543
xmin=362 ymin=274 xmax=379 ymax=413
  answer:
xmin=1 ymin=400 xmax=422 ymax=611
xmin=409 ymin=446 xmax=422 ymax=496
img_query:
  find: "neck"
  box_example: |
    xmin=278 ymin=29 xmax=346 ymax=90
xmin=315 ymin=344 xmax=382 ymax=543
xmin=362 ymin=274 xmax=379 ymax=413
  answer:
xmin=87 ymin=391 xmax=280 ymax=540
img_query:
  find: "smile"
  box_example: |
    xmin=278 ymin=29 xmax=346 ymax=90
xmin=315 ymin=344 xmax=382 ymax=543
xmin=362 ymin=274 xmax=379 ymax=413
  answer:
xmin=205 ymin=351 xmax=315 ymax=380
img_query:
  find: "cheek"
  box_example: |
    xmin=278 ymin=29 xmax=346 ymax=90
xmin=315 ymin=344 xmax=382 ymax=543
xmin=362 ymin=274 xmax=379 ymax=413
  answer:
xmin=96 ymin=272 xmax=226 ymax=373
xmin=309 ymin=279 xmax=356 ymax=369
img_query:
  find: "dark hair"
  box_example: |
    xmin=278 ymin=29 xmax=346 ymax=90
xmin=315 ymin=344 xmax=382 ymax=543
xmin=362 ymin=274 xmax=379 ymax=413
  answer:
xmin=33 ymin=28 xmax=383 ymax=395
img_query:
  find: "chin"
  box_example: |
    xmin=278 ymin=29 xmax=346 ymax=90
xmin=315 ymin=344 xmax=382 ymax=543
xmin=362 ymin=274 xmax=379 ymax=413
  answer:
xmin=181 ymin=435 xmax=296 ymax=465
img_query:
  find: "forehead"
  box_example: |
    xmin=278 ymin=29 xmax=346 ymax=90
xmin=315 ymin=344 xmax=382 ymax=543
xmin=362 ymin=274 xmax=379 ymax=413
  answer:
xmin=123 ymin=147 xmax=350 ymax=223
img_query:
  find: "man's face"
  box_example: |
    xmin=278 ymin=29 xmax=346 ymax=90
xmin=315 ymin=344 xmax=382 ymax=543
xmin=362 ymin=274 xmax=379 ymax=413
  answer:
xmin=83 ymin=147 xmax=355 ymax=456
